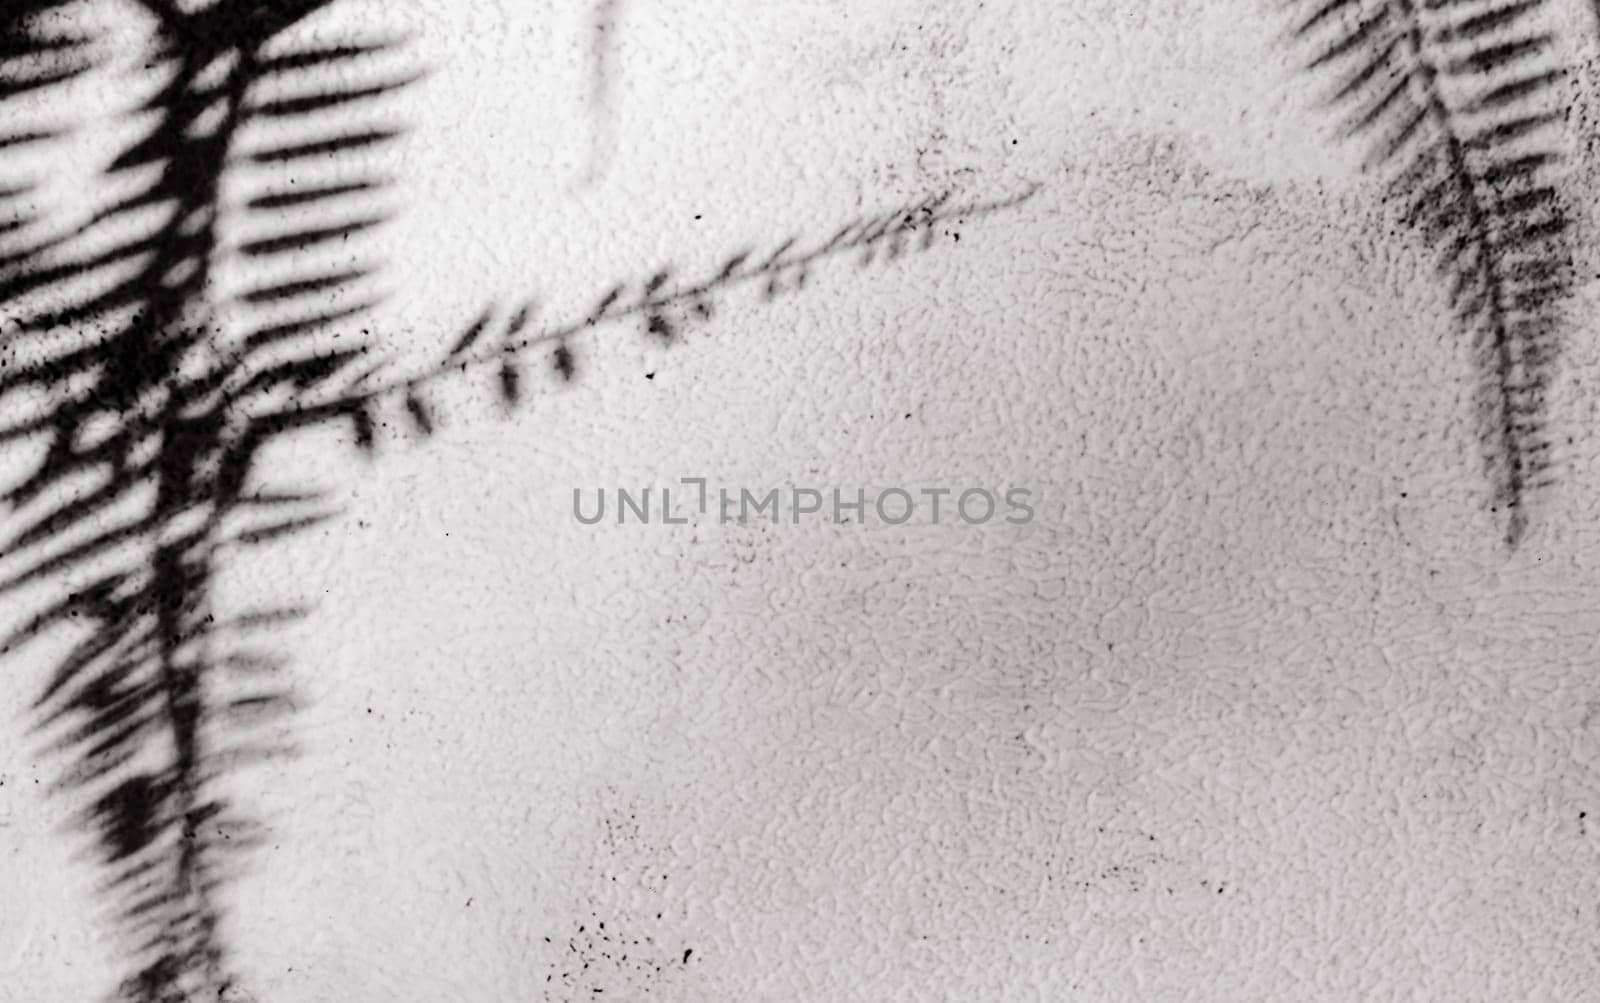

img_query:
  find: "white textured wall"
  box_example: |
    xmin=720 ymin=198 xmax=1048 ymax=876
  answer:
xmin=7 ymin=1 xmax=1600 ymax=1000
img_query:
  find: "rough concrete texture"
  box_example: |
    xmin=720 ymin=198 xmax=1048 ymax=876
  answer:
xmin=5 ymin=1 xmax=1600 ymax=1000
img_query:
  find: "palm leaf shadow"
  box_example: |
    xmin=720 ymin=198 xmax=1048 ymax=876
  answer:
xmin=1283 ymin=0 xmax=1575 ymax=549
xmin=0 ymin=4 xmax=1039 ymax=1000
xmin=1 ymin=2 xmax=414 ymax=999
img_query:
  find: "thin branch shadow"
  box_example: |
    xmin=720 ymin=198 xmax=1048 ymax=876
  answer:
xmin=263 ymin=182 xmax=1044 ymax=448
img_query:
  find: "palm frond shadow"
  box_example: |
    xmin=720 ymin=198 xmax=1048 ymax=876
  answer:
xmin=1 ymin=3 xmax=415 ymax=999
xmin=1284 ymin=0 xmax=1576 ymax=549
xmin=0 ymin=5 xmax=1039 ymax=1000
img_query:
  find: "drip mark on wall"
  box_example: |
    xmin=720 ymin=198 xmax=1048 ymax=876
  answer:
xmin=577 ymin=0 xmax=626 ymax=189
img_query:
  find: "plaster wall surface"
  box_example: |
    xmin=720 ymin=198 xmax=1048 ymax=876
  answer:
xmin=5 ymin=1 xmax=1600 ymax=1000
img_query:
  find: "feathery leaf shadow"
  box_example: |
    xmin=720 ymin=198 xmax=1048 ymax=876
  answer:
xmin=1 ymin=3 xmax=412 ymax=999
xmin=1284 ymin=0 xmax=1575 ymax=549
